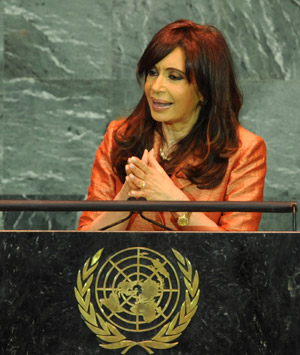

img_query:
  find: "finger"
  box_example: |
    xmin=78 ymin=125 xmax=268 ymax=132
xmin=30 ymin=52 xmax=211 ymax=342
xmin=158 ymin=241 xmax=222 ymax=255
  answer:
xmin=129 ymin=163 xmax=144 ymax=180
xmin=125 ymin=175 xmax=138 ymax=190
xmin=128 ymin=188 xmax=143 ymax=199
xmin=125 ymin=164 xmax=132 ymax=176
xmin=129 ymin=161 xmax=148 ymax=180
xmin=128 ymin=173 xmax=145 ymax=190
xmin=150 ymin=148 xmax=155 ymax=156
xmin=148 ymin=148 xmax=164 ymax=170
xmin=129 ymin=156 xmax=149 ymax=174
xmin=141 ymin=149 xmax=149 ymax=164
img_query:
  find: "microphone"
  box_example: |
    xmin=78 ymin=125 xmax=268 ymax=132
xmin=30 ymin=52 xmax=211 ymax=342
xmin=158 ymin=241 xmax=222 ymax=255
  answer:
xmin=99 ymin=197 xmax=136 ymax=231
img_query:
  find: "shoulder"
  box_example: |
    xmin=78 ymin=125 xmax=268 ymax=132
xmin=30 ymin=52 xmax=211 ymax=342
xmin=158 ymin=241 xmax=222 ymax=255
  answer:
xmin=106 ymin=117 xmax=128 ymax=132
xmin=227 ymin=125 xmax=267 ymax=170
xmin=101 ymin=117 xmax=128 ymax=142
xmin=237 ymin=125 xmax=266 ymax=148
xmin=95 ymin=118 xmax=128 ymax=153
xmin=236 ymin=125 xmax=267 ymax=156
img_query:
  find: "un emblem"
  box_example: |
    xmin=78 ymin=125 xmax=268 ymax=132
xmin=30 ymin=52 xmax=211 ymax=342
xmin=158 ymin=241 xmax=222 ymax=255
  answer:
xmin=74 ymin=247 xmax=200 ymax=354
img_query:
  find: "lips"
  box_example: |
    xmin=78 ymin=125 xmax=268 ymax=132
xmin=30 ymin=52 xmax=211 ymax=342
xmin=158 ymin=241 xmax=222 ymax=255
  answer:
xmin=151 ymin=98 xmax=173 ymax=111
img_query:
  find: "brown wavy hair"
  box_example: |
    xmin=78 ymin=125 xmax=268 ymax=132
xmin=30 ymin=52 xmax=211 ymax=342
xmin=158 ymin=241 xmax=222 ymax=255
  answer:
xmin=111 ymin=19 xmax=242 ymax=189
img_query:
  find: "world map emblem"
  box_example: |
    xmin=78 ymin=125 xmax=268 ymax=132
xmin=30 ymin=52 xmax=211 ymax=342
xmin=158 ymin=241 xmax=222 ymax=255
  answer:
xmin=74 ymin=247 xmax=200 ymax=354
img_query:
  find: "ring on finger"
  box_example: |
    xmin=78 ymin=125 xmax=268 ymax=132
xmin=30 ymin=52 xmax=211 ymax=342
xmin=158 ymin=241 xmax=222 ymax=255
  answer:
xmin=141 ymin=180 xmax=146 ymax=189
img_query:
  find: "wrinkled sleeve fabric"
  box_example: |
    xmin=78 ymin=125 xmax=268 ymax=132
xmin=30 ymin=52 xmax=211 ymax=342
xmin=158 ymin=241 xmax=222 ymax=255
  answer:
xmin=219 ymin=132 xmax=267 ymax=231
xmin=77 ymin=121 xmax=267 ymax=232
xmin=77 ymin=120 xmax=120 ymax=230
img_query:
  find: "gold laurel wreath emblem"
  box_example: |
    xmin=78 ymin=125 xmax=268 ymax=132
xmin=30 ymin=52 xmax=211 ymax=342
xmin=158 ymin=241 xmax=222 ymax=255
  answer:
xmin=74 ymin=248 xmax=200 ymax=354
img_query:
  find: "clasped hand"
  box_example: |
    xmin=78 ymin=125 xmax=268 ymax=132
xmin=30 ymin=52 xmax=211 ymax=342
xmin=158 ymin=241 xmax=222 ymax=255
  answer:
xmin=125 ymin=149 xmax=183 ymax=201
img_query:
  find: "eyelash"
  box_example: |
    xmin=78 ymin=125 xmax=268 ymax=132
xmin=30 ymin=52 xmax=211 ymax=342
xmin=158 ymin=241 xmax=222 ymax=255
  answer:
xmin=147 ymin=69 xmax=157 ymax=77
xmin=169 ymin=74 xmax=182 ymax=81
xmin=147 ymin=69 xmax=183 ymax=81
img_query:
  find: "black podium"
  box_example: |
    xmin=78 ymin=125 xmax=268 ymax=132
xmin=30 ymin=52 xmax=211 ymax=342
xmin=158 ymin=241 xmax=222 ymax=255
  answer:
xmin=1 ymin=230 xmax=300 ymax=355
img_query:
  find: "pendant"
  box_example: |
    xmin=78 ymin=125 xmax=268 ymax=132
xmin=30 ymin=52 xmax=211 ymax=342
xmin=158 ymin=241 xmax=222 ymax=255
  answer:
xmin=159 ymin=148 xmax=169 ymax=161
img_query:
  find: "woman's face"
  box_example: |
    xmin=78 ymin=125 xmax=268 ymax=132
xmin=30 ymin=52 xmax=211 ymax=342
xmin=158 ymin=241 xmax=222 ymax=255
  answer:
xmin=144 ymin=46 xmax=202 ymax=129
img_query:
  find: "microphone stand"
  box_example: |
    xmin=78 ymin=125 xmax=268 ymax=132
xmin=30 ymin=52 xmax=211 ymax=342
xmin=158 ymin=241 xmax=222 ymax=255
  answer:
xmin=99 ymin=198 xmax=136 ymax=231
xmin=137 ymin=198 xmax=174 ymax=231
xmin=100 ymin=197 xmax=174 ymax=231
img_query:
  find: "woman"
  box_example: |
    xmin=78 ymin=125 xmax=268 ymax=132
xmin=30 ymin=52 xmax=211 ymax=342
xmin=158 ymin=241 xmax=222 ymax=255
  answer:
xmin=78 ymin=19 xmax=267 ymax=231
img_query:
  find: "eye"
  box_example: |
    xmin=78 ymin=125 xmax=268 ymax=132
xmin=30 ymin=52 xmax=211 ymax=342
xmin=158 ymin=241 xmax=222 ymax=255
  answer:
xmin=169 ymin=73 xmax=183 ymax=81
xmin=147 ymin=68 xmax=158 ymax=77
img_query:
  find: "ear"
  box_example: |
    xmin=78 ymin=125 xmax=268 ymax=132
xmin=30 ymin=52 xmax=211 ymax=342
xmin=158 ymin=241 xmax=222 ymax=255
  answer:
xmin=191 ymin=77 xmax=203 ymax=104
xmin=198 ymin=91 xmax=204 ymax=105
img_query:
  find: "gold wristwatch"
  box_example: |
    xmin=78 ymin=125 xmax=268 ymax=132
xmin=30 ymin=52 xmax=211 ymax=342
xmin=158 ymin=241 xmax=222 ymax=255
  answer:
xmin=176 ymin=212 xmax=192 ymax=226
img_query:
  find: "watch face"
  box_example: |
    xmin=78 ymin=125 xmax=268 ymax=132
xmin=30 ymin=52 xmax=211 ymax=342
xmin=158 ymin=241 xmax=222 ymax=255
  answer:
xmin=178 ymin=216 xmax=189 ymax=226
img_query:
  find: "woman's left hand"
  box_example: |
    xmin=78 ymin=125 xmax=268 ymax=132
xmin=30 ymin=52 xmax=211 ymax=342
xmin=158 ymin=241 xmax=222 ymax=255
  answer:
xmin=127 ymin=149 xmax=187 ymax=201
xmin=126 ymin=149 xmax=223 ymax=231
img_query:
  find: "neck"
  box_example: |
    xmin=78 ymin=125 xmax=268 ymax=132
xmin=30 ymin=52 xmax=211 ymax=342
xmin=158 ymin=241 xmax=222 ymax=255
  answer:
xmin=161 ymin=122 xmax=190 ymax=149
xmin=159 ymin=123 xmax=188 ymax=161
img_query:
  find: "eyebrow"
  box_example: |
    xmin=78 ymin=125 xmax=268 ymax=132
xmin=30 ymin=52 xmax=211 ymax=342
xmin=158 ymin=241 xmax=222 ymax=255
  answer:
xmin=154 ymin=65 xmax=186 ymax=76
xmin=166 ymin=67 xmax=186 ymax=75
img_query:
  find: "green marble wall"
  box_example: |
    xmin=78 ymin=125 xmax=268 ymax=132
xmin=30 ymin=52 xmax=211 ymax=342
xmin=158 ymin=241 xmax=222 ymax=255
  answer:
xmin=1 ymin=0 xmax=299 ymax=230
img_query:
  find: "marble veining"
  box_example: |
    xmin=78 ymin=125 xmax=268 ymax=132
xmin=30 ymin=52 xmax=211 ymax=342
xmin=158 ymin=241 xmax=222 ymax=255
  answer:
xmin=0 ymin=0 xmax=299 ymax=230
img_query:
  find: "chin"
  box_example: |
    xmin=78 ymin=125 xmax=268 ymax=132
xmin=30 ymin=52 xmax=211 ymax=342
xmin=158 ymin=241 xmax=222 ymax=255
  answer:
xmin=150 ymin=111 xmax=170 ymax=122
xmin=151 ymin=115 xmax=171 ymax=123
xmin=152 ymin=113 xmax=180 ymax=125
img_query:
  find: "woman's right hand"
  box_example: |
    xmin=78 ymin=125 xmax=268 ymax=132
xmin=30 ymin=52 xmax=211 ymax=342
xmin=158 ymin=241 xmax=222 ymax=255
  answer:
xmin=127 ymin=149 xmax=186 ymax=201
xmin=125 ymin=149 xmax=149 ymax=193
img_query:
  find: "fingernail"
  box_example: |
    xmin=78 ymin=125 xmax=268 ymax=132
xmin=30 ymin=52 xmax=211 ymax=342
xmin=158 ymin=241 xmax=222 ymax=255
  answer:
xmin=132 ymin=157 xmax=136 ymax=163
xmin=130 ymin=163 xmax=135 ymax=170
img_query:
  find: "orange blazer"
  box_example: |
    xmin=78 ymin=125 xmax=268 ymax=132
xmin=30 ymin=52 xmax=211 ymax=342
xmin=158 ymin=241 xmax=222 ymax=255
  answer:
xmin=78 ymin=119 xmax=267 ymax=231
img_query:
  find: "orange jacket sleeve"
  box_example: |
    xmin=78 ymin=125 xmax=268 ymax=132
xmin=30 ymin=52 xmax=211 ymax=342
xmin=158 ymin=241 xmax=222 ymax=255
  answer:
xmin=77 ymin=120 xmax=121 ymax=230
xmin=219 ymin=130 xmax=267 ymax=231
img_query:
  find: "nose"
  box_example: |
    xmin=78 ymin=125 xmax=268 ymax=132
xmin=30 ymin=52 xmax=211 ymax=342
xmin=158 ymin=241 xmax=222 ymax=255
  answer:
xmin=150 ymin=74 xmax=166 ymax=93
